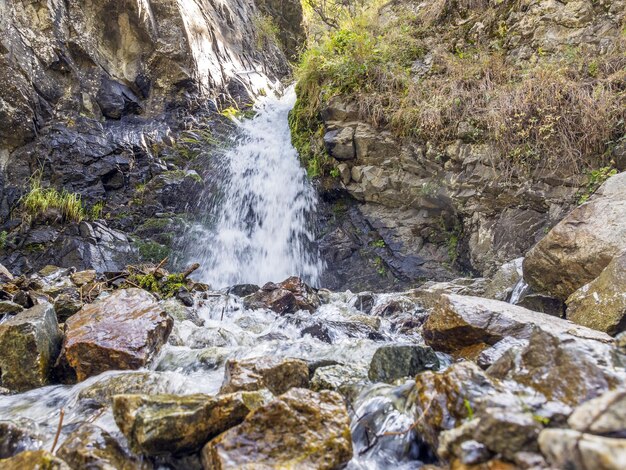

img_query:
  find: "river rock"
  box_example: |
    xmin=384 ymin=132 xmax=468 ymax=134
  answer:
xmin=476 ymin=337 xmax=527 ymax=369
xmin=567 ymin=389 xmax=626 ymax=436
xmin=422 ymin=293 xmax=613 ymax=358
xmin=368 ymin=345 xmax=439 ymax=383
xmin=70 ymin=270 xmax=97 ymax=287
xmin=0 ymin=303 xmax=62 ymax=391
xmin=113 ymin=391 xmax=270 ymax=455
xmin=244 ymin=277 xmax=320 ymax=314
xmin=62 ymin=289 xmax=173 ymax=381
xmin=201 ymin=388 xmax=352 ymax=469
xmin=53 ymin=290 xmax=83 ymax=322
xmin=219 ymin=357 xmax=309 ymax=395
xmin=473 ymin=408 xmax=542 ymax=461
xmin=482 ymin=258 xmax=523 ymax=302
xmin=57 ymin=423 xmax=150 ymax=470
xmin=0 ymin=450 xmax=70 ymax=469
xmin=566 ymin=251 xmax=626 ymax=335
xmin=539 ymin=428 xmax=626 ymax=470
xmin=0 ymin=301 xmax=23 ymax=316
xmin=408 ymin=361 xmax=501 ymax=449
xmin=523 ymin=171 xmax=626 ymax=300
xmin=0 ymin=263 xmax=13 ymax=283
xmin=78 ymin=371 xmax=176 ymax=408
xmin=0 ymin=419 xmax=43 ymax=458
xmin=311 ymin=364 xmax=368 ymax=403
xmin=488 ymin=328 xmax=623 ymax=406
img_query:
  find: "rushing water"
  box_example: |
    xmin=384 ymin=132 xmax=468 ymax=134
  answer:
xmin=185 ymin=87 xmax=323 ymax=289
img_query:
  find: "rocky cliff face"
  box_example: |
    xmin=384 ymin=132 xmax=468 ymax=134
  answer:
xmin=307 ymin=0 xmax=626 ymax=291
xmin=0 ymin=0 xmax=303 ymax=273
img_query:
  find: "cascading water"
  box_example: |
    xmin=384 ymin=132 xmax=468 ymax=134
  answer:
xmin=185 ymin=86 xmax=323 ymax=288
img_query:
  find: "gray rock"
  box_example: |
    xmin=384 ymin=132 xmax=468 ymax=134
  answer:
xmin=368 ymin=345 xmax=439 ymax=383
xmin=539 ymin=428 xmax=626 ymax=470
xmin=324 ymin=126 xmax=356 ymax=160
xmin=0 ymin=303 xmax=62 ymax=391
xmin=482 ymin=257 xmax=523 ymax=302
xmin=568 ymin=389 xmax=626 ymax=436
xmin=311 ymin=364 xmax=368 ymax=403
xmin=566 ymin=251 xmax=626 ymax=335
xmin=473 ymin=408 xmax=542 ymax=460
xmin=476 ymin=337 xmax=527 ymax=369
xmin=524 ymin=171 xmax=626 ymax=300
xmin=219 ymin=357 xmax=310 ymax=395
xmin=0 ymin=301 xmax=23 ymax=316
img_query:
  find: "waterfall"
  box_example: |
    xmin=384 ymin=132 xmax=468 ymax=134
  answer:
xmin=185 ymin=87 xmax=324 ymax=288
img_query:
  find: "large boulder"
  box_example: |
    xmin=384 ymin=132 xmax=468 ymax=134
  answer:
xmin=201 ymin=388 xmax=352 ymax=469
xmin=113 ymin=392 xmax=270 ymax=455
xmin=539 ymin=429 xmax=626 ymax=470
xmin=61 ymin=289 xmax=173 ymax=381
xmin=523 ymin=171 xmax=626 ymax=300
xmin=566 ymin=251 xmax=626 ymax=335
xmin=219 ymin=357 xmax=309 ymax=395
xmin=567 ymin=389 xmax=626 ymax=436
xmin=57 ymin=423 xmax=150 ymax=470
xmin=0 ymin=303 xmax=62 ymax=391
xmin=422 ymin=293 xmax=612 ymax=358
xmin=488 ymin=328 xmax=624 ymax=406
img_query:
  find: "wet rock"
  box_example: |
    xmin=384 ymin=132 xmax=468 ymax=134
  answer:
xmin=187 ymin=327 xmax=238 ymax=349
xmin=156 ymin=347 xmax=228 ymax=374
xmin=0 ymin=303 xmax=62 ymax=391
xmin=70 ymin=270 xmax=96 ymax=287
xmin=473 ymin=408 xmax=542 ymax=460
xmin=351 ymin=292 xmax=375 ymax=314
xmin=516 ymin=293 xmax=565 ymax=317
xmin=408 ymin=362 xmax=501 ymax=449
xmin=311 ymin=364 xmax=368 ymax=403
xmin=482 ymin=258 xmax=523 ymax=302
xmin=57 ymin=423 xmax=150 ymax=470
xmin=458 ymin=440 xmax=491 ymax=466
xmin=298 ymin=318 xmax=385 ymax=343
xmin=0 ymin=301 xmax=23 ymax=316
xmin=368 ymin=345 xmax=439 ymax=383
xmin=113 ymin=391 xmax=270 ymax=455
xmin=78 ymin=372 xmax=175 ymax=408
xmin=160 ymin=298 xmax=204 ymax=327
xmin=201 ymin=388 xmax=352 ymax=469
xmin=0 ymin=450 xmax=70 ymax=469
xmin=0 ymin=419 xmax=43 ymax=458
xmin=228 ymin=284 xmax=259 ymax=297
xmin=437 ymin=420 xmax=482 ymax=463
xmin=62 ymin=289 xmax=173 ymax=381
xmin=53 ymin=290 xmax=83 ymax=322
xmin=422 ymin=294 xmax=612 ymax=358
xmin=476 ymin=337 xmax=527 ymax=369
xmin=244 ymin=277 xmax=320 ymax=314
xmin=539 ymin=428 xmax=626 ymax=470
xmin=566 ymin=251 xmax=626 ymax=335
xmin=488 ymin=328 xmax=623 ymax=406
xmin=219 ymin=357 xmax=309 ymax=395
xmin=524 ymin=171 xmax=626 ymax=300
xmin=567 ymin=389 xmax=626 ymax=436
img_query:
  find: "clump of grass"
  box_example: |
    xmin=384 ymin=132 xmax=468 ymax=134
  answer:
xmin=253 ymin=14 xmax=280 ymax=50
xmin=20 ymin=178 xmax=87 ymax=223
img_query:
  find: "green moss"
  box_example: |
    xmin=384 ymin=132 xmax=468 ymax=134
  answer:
xmin=134 ymin=240 xmax=170 ymax=263
xmin=0 ymin=231 xmax=7 ymax=250
xmin=127 ymin=272 xmax=187 ymax=298
xmin=577 ymin=166 xmax=618 ymax=205
xmin=370 ymin=239 xmax=386 ymax=248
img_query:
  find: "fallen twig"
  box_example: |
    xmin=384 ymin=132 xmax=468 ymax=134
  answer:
xmin=50 ymin=408 xmax=65 ymax=454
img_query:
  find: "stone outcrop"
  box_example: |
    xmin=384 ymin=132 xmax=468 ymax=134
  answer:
xmin=201 ymin=388 xmax=352 ymax=469
xmin=243 ymin=276 xmax=321 ymax=314
xmin=113 ymin=391 xmax=270 ymax=455
xmin=61 ymin=288 xmax=173 ymax=381
xmin=566 ymin=251 xmax=626 ymax=335
xmin=0 ymin=303 xmax=62 ymax=391
xmin=524 ymin=171 xmax=626 ymax=300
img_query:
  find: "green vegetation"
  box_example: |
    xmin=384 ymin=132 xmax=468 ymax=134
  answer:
xmin=90 ymin=201 xmax=104 ymax=220
xmin=577 ymin=166 xmax=618 ymax=204
xmin=0 ymin=231 xmax=7 ymax=250
xmin=293 ymin=1 xmax=626 ymax=176
xmin=127 ymin=272 xmax=187 ymax=298
xmin=370 ymin=239 xmax=385 ymax=248
xmin=20 ymin=177 xmax=86 ymax=223
xmin=464 ymin=398 xmax=474 ymax=420
xmin=134 ymin=239 xmax=170 ymax=263
xmin=373 ymin=256 xmax=387 ymax=276
xmin=253 ymin=14 xmax=280 ymax=50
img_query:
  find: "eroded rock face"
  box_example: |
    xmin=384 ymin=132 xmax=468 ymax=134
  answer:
xmin=201 ymin=388 xmax=352 ymax=469
xmin=524 ymin=171 xmax=626 ymax=300
xmin=219 ymin=357 xmax=309 ymax=395
xmin=113 ymin=392 xmax=270 ymax=455
xmin=57 ymin=423 xmax=150 ymax=470
xmin=62 ymin=288 xmax=173 ymax=381
xmin=0 ymin=303 xmax=62 ymax=391
xmin=566 ymin=251 xmax=626 ymax=335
